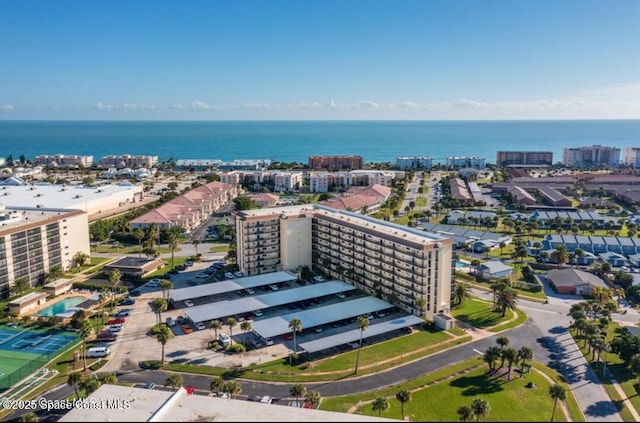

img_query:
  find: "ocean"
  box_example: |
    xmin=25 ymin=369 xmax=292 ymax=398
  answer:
xmin=1 ymin=120 xmax=639 ymax=164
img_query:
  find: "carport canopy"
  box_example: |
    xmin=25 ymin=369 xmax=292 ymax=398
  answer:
xmin=169 ymin=271 xmax=297 ymax=302
xmin=250 ymin=297 xmax=393 ymax=340
xmin=298 ymin=315 xmax=424 ymax=354
xmin=184 ymin=281 xmax=357 ymax=323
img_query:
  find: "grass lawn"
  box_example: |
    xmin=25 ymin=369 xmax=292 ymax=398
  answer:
xmin=322 ymin=356 xmax=577 ymax=422
xmin=208 ymin=244 xmax=230 ymax=253
xmin=450 ymin=297 xmax=514 ymax=329
xmin=414 ymin=197 xmax=427 ymax=207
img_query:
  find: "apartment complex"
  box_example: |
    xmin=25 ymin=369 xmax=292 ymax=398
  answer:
xmin=34 ymin=154 xmax=94 ymax=168
xmin=396 ymin=156 xmax=433 ymax=170
xmin=445 ymin=156 xmax=485 ymax=169
xmin=0 ymin=206 xmax=89 ymax=299
xmin=99 ymin=154 xmax=158 ymax=169
xmin=308 ymin=155 xmax=363 ymax=170
xmin=622 ymin=147 xmax=640 ymax=168
xmin=496 ymin=151 xmax=553 ymax=167
xmin=235 ymin=205 xmax=453 ymax=318
xmin=562 ymin=145 xmax=621 ymax=168
xmin=308 ymin=170 xmax=395 ymax=193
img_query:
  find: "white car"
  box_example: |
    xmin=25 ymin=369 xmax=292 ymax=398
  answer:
xmin=225 ymin=272 xmax=235 ymax=279
xmin=336 ymin=292 xmax=346 ymax=299
xmin=195 ymin=321 xmax=205 ymax=330
xmin=264 ymin=338 xmax=274 ymax=346
xmin=252 ymin=310 xmax=263 ymax=317
xmin=196 ymin=272 xmax=209 ymax=278
xmin=268 ymin=284 xmax=279 ymax=291
xmin=147 ymin=278 xmax=160 ymax=287
xmin=234 ymin=271 xmax=244 ymax=278
xmin=184 ymin=299 xmax=194 ymax=307
xmin=108 ymin=324 xmax=123 ymax=332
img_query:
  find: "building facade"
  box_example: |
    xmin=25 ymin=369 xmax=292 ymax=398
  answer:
xmin=396 ymin=156 xmax=433 ymax=170
xmin=562 ymin=145 xmax=621 ymax=168
xmin=235 ymin=205 xmax=453 ymax=318
xmin=34 ymin=154 xmax=94 ymax=168
xmin=99 ymin=154 xmax=158 ymax=169
xmin=308 ymin=155 xmax=363 ymax=170
xmin=445 ymin=156 xmax=485 ymax=169
xmin=496 ymin=151 xmax=553 ymax=167
xmin=0 ymin=206 xmax=89 ymax=299
xmin=622 ymin=147 xmax=640 ymax=168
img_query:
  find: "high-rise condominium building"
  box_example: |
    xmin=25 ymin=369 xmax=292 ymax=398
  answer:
xmin=562 ymin=145 xmax=620 ymax=168
xmin=308 ymin=155 xmax=363 ymax=170
xmin=235 ymin=205 xmax=453 ymax=319
xmin=496 ymin=151 xmax=553 ymax=167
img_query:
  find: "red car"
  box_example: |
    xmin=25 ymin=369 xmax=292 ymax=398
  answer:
xmin=108 ymin=317 xmax=125 ymax=325
xmin=284 ymin=333 xmax=293 ymax=340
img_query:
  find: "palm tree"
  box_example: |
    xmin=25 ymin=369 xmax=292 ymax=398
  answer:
xmin=470 ymin=398 xmax=490 ymax=422
xmin=10 ymin=277 xmax=30 ymax=297
xmin=495 ymin=288 xmax=518 ymax=317
xmin=518 ymin=346 xmax=533 ymax=377
xmin=305 ymin=390 xmax=321 ymax=409
xmin=159 ymin=279 xmax=173 ymax=301
xmin=415 ymin=297 xmax=426 ymax=315
xmin=165 ymin=373 xmax=183 ymax=390
xmin=222 ymin=380 xmax=242 ymax=399
xmin=67 ymin=371 xmax=83 ymax=399
xmin=372 ymin=397 xmax=390 ymax=417
xmin=78 ymin=319 xmax=93 ymax=371
xmin=549 ymin=384 xmax=566 ymax=422
xmin=457 ymin=404 xmax=475 ymax=422
xmin=483 ymin=346 xmax=501 ymax=373
xmin=288 ymin=317 xmax=303 ymax=364
xmin=395 ymin=389 xmax=411 ymax=421
xmin=192 ymin=239 xmax=201 ymax=255
xmin=454 ymin=282 xmax=471 ymax=305
xmin=496 ymin=336 xmax=510 ymax=350
xmin=226 ymin=317 xmax=238 ymax=345
xmin=108 ymin=268 xmax=121 ymax=308
xmin=167 ymin=230 xmax=179 ymax=267
xmin=97 ymin=288 xmax=108 ymax=325
xmin=551 ymin=245 xmax=569 ymax=269
xmin=240 ymin=320 xmax=252 ymax=348
xmin=134 ymin=229 xmax=145 ymax=257
xmin=210 ymin=376 xmax=224 ymax=395
xmin=156 ymin=324 xmax=173 ymax=365
xmin=211 ymin=319 xmax=222 ymax=341
xmin=503 ymin=347 xmax=518 ymax=380
xmin=354 ymin=315 xmax=369 ymax=374
xmin=290 ymin=383 xmax=307 ymax=407
xmin=151 ymin=298 xmax=168 ymax=324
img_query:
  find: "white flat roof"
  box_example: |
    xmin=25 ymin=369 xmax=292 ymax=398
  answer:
xmin=169 ymin=271 xmax=297 ymax=302
xmin=60 ymin=384 xmax=398 ymax=422
xmin=299 ymin=315 xmax=424 ymax=354
xmin=184 ymin=281 xmax=357 ymax=323
xmin=251 ymin=297 xmax=393 ymax=340
xmin=9 ymin=291 xmax=48 ymax=305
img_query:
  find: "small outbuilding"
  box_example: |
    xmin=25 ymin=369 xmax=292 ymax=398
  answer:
xmin=475 ymin=260 xmax=514 ymax=281
xmin=8 ymin=291 xmax=49 ymax=315
xmin=546 ymin=268 xmax=607 ymax=295
xmin=103 ymin=256 xmax=165 ymax=278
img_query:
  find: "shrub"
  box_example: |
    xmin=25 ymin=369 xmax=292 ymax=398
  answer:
xmin=228 ymin=344 xmax=245 ymax=353
xmin=139 ymin=360 xmax=163 ymax=370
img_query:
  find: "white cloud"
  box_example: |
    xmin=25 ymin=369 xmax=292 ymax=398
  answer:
xmin=0 ymin=104 xmax=14 ymax=112
xmin=95 ymin=102 xmax=115 ymax=111
xmin=191 ymin=101 xmax=212 ymax=110
xmin=124 ymin=103 xmax=160 ymax=110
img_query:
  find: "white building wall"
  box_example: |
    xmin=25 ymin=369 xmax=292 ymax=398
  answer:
xmin=279 ymin=218 xmax=312 ymax=271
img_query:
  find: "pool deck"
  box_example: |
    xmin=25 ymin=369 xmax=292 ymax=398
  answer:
xmin=28 ymin=291 xmax=95 ymax=320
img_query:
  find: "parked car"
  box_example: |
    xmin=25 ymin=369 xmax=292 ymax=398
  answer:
xmin=264 ymin=338 xmax=274 ymax=346
xmin=147 ymin=278 xmax=160 ymax=287
xmin=224 ymin=272 xmax=235 ymax=279
xmin=184 ymin=299 xmax=194 ymax=307
xmin=234 ymin=271 xmax=243 ymax=278
xmin=108 ymin=324 xmax=123 ymax=332
xmin=116 ymin=309 xmax=131 ymax=317
xmin=182 ymin=324 xmax=193 ymax=334
xmin=120 ymin=298 xmax=135 ymax=306
xmin=143 ymin=382 xmax=156 ymax=390
xmin=129 ymin=290 xmax=142 ymax=297
xmin=196 ymin=272 xmax=209 ymax=279
xmin=166 ymin=317 xmax=176 ymax=327
xmin=335 ymin=292 xmax=346 ymax=299
xmin=195 ymin=321 xmax=205 ymax=330
xmin=284 ymin=333 xmax=293 ymax=340
xmin=108 ymin=317 xmax=125 ymax=325
xmin=268 ymin=284 xmax=279 ymax=291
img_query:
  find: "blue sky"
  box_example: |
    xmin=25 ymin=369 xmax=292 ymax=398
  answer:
xmin=1 ymin=0 xmax=639 ymax=120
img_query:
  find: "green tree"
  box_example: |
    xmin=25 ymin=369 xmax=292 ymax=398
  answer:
xmin=454 ymin=282 xmax=471 ymax=305
xmin=192 ymin=239 xmax=201 ymax=255
xmin=80 ymin=376 xmax=101 ymax=396
xmin=159 ymin=279 xmax=173 ymax=301
xmin=518 ymin=346 xmax=533 ymax=377
xmin=354 ymin=315 xmax=369 ymax=374
xmin=240 ymin=320 xmax=252 ymax=348
xmin=10 ymin=277 xmax=30 ymax=297
xmin=496 ymin=336 xmax=510 ymax=350
xmin=503 ymin=347 xmax=518 ymax=380
xmin=288 ymin=317 xmax=303 ymax=365
xmin=305 ymin=390 xmax=321 ymax=409
xmin=226 ymin=317 xmax=238 ymax=345
xmin=211 ymin=319 xmax=222 ymax=340
xmin=210 ymin=376 xmax=225 ymax=395
xmin=165 ymin=373 xmax=183 ymax=390
xmin=290 ymin=383 xmax=307 ymax=407
xmin=166 ymin=230 xmax=179 ymax=267
xmin=457 ymin=404 xmax=475 ymax=422
xmin=495 ymin=288 xmax=518 ymax=317
xmin=549 ymin=384 xmax=566 ymax=422
xmin=78 ymin=319 xmax=93 ymax=371
xmin=222 ymin=380 xmax=242 ymax=399
xmin=395 ymin=389 xmax=412 ymax=421
xmin=233 ymin=196 xmax=256 ymax=210
xmin=134 ymin=229 xmax=145 ymax=257
xmin=108 ymin=268 xmax=121 ymax=308
xmin=151 ymin=298 xmax=168 ymax=325
xmin=67 ymin=371 xmax=83 ymax=399
xmin=156 ymin=324 xmax=173 ymax=364
xmin=372 ymin=397 xmax=390 ymax=417
xmin=18 ymin=412 xmax=39 ymax=422
xmin=470 ymin=398 xmax=490 ymax=422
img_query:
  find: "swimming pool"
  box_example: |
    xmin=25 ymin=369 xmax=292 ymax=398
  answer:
xmin=35 ymin=296 xmax=85 ymax=317
xmin=455 ymin=260 xmax=470 ymax=268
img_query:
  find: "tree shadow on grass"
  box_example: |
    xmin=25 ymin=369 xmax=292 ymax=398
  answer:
xmin=449 ymin=372 xmax=506 ymax=396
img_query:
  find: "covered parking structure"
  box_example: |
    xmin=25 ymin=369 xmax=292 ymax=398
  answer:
xmin=298 ymin=314 xmax=424 ymax=358
xmin=250 ymin=297 xmax=394 ymax=340
xmin=169 ymin=271 xmax=297 ymax=303
xmin=184 ymin=281 xmax=358 ymax=324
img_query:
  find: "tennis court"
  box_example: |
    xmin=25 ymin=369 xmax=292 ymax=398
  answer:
xmin=0 ymin=326 xmax=79 ymax=391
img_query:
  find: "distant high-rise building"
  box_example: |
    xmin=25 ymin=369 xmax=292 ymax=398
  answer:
xmin=562 ymin=145 xmax=620 ymax=168
xmin=622 ymin=147 xmax=640 ymax=168
xmin=396 ymin=156 xmax=433 ymax=170
xmin=445 ymin=156 xmax=485 ymax=169
xmin=308 ymin=155 xmax=363 ymax=170
xmin=496 ymin=151 xmax=553 ymax=167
